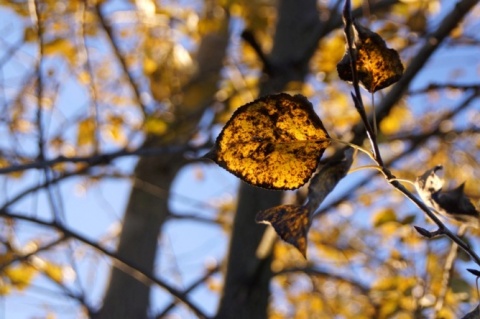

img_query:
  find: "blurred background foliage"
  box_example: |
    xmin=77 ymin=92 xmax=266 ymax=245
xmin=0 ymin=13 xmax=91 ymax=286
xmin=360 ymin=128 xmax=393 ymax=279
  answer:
xmin=0 ymin=0 xmax=479 ymax=318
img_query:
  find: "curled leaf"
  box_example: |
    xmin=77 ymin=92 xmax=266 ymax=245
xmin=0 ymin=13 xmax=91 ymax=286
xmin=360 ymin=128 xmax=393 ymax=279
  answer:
xmin=337 ymin=21 xmax=404 ymax=92
xmin=256 ymin=205 xmax=310 ymax=257
xmin=415 ymin=166 xmax=480 ymax=228
xmin=205 ymin=93 xmax=330 ymax=190
xmin=256 ymin=149 xmax=353 ymax=257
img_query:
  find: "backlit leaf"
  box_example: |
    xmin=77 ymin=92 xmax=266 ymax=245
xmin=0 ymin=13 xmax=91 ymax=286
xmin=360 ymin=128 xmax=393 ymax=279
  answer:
xmin=337 ymin=21 xmax=404 ymax=93
xmin=205 ymin=93 xmax=330 ymax=190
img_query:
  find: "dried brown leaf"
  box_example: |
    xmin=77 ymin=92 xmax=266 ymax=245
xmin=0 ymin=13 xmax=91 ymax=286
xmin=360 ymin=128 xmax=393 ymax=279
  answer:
xmin=337 ymin=21 xmax=404 ymax=93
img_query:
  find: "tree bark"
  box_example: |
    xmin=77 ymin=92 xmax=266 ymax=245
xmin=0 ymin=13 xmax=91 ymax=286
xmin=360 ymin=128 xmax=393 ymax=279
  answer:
xmin=215 ymin=1 xmax=321 ymax=318
xmin=94 ymin=5 xmax=230 ymax=319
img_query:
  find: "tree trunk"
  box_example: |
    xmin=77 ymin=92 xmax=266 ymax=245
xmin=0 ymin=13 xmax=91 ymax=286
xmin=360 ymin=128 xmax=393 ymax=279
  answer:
xmin=94 ymin=4 xmax=230 ymax=318
xmin=215 ymin=1 xmax=321 ymax=318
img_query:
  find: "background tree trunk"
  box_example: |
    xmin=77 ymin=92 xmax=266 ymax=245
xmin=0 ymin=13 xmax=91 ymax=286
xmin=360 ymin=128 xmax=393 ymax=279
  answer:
xmin=215 ymin=1 xmax=321 ymax=318
xmin=94 ymin=4 xmax=230 ymax=318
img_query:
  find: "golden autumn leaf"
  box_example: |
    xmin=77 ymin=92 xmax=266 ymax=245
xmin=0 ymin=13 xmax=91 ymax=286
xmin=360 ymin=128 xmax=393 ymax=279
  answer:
xmin=337 ymin=21 xmax=404 ymax=93
xmin=205 ymin=93 xmax=330 ymax=190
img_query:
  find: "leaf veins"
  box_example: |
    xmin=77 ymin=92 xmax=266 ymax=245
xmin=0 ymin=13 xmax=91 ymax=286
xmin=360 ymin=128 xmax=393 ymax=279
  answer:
xmin=205 ymin=93 xmax=330 ymax=190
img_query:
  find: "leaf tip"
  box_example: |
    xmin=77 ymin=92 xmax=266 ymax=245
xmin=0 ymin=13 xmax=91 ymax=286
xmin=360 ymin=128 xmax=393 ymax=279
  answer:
xmin=467 ymin=268 xmax=480 ymax=277
xmin=414 ymin=226 xmax=433 ymax=238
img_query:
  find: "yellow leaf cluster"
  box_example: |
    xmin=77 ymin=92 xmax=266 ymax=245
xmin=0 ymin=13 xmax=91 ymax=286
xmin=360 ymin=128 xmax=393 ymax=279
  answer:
xmin=372 ymin=276 xmax=418 ymax=317
xmin=143 ymin=117 xmax=168 ymax=136
xmin=312 ymin=32 xmax=346 ymax=79
xmin=380 ymin=104 xmax=411 ymax=135
xmin=0 ymin=158 xmax=24 ymax=179
xmin=104 ymin=115 xmax=126 ymax=144
xmin=77 ymin=118 xmax=96 ymax=147
xmin=372 ymin=208 xmax=397 ymax=227
xmin=3 ymin=264 xmax=37 ymax=291
xmin=44 ymin=38 xmax=77 ymax=65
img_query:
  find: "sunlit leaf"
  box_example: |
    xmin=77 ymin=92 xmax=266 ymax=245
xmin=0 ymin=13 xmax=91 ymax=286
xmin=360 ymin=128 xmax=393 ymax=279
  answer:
xmin=256 ymin=149 xmax=353 ymax=257
xmin=77 ymin=117 xmax=96 ymax=147
xmin=337 ymin=21 xmax=404 ymax=92
xmin=4 ymin=264 xmax=37 ymax=290
xmin=205 ymin=93 xmax=330 ymax=190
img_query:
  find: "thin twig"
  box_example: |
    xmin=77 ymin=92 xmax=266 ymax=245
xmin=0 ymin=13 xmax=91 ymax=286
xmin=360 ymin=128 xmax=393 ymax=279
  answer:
xmin=31 ymin=0 xmax=64 ymax=224
xmin=32 ymin=0 xmax=44 ymax=161
xmin=94 ymin=3 xmax=147 ymax=118
xmin=409 ymin=83 xmax=480 ymax=95
xmin=342 ymin=0 xmax=480 ymax=266
xmin=155 ymin=264 xmax=220 ymax=318
xmin=434 ymin=225 xmax=467 ymax=315
xmin=0 ymin=144 xmax=199 ymax=175
xmin=0 ymin=210 xmax=209 ymax=319
xmin=342 ymin=0 xmax=384 ymax=167
xmin=276 ymin=266 xmax=370 ymax=295
xmin=78 ymin=0 xmax=101 ymax=153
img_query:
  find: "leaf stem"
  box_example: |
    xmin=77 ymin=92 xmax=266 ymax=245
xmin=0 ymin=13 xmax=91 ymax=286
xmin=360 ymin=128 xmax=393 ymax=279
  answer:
xmin=348 ymin=164 xmax=383 ymax=175
xmin=328 ymin=137 xmax=374 ymax=160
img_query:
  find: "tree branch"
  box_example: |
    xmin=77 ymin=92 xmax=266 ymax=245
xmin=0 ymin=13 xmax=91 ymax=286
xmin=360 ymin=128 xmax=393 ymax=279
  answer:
xmin=275 ymin=266 xmax=370 ymax=295
xmin=0 ymin=210 xmax=209 ymax=319
xmin=434 ymin=225 xmax=467 ymax=315
xmin=155 ymin=264 xmax=220 ymax=318
xmin=409 ymin=83 xmax=480 ymax=95
xmin=375 ymin=0 xmax=479 ymax=122
xmin=0 ymin=144 xmax=200 ymax=175
xmin=342 ymin=0 xmax=480 ymax=267
xmin=94 ymin=3 xmax=147 ymax=118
